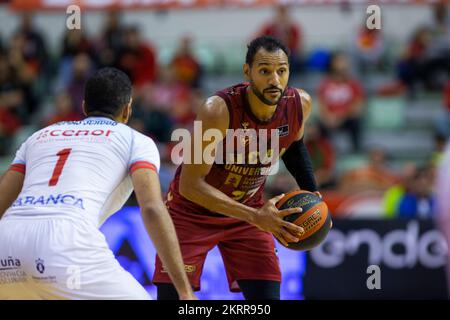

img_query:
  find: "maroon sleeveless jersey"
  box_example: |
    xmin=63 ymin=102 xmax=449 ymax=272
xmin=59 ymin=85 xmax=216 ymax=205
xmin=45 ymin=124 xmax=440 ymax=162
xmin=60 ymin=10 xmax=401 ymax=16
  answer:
xmin=167 ymin=83 xmax=304 ymax=217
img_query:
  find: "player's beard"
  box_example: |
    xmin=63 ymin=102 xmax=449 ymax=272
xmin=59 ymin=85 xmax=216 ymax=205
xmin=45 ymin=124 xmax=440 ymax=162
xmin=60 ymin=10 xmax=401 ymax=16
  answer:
xmin=250 ymin=82 xmax=283 ymax=106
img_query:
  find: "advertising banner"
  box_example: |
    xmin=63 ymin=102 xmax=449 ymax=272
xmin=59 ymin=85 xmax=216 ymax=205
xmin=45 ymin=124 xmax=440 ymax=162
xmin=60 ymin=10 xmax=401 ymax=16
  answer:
xmin=304 ymin=219 xmax=449 ymax=299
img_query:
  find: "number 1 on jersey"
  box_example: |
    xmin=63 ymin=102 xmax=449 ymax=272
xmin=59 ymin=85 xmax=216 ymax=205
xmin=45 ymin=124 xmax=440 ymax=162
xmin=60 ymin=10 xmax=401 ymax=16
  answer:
xmin=49 ymin=148 xmax=72 ymax=186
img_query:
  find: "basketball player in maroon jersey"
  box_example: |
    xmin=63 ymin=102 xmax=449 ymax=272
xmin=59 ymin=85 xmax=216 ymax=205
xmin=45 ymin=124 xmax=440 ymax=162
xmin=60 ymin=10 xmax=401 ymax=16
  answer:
xmin=153 ymin=36 xmax=320 ymax=299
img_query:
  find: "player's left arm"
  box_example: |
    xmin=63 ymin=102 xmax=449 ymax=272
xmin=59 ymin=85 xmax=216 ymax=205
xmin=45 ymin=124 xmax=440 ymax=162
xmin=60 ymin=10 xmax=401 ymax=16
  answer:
xmin=0 ymin=170 xmax=24 ymax=219
xmin=281 ymin=88 xmax=320 ymax=196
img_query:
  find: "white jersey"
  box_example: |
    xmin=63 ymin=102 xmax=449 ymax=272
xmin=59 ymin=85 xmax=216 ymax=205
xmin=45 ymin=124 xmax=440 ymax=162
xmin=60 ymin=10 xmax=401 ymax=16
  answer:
xmin=3 ymin=116 xmax=160 ymax=228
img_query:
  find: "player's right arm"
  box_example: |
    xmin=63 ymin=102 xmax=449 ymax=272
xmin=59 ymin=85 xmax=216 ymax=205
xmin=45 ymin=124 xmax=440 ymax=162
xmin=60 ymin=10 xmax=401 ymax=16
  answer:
xmin=0 ymin=139 xmax=27 ymax=219
xmin=0 ymin=170 xmax=24 ymax=219
xmin=178 ymin=96 xmax=304 ymax=245
xmin=131 ymin=168 xmax=197 ymax=300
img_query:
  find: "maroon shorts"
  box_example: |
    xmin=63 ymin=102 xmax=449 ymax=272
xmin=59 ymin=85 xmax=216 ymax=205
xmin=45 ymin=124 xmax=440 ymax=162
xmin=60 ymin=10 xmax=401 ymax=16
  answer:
xmin=152 ymin=207 xmax=281 ymax=292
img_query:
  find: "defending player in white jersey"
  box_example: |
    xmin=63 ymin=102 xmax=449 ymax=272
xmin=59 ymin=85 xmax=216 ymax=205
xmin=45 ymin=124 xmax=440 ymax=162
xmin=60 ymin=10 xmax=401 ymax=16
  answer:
xmin=0 ymin=67 xmax=196 ymax=300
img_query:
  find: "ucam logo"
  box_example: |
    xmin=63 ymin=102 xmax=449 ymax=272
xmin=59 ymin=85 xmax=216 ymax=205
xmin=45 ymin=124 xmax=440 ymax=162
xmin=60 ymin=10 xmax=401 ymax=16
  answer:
xmin=310 ymin=221 xmax=448 ymax=269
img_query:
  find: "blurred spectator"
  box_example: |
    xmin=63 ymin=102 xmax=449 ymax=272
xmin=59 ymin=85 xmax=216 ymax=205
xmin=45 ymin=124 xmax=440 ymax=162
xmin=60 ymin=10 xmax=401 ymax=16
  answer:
xmin=397 ymin=11 xmax=450 ymax=95
xmin=317 ymin=52 xmax=365 ymax=152
xmin=383 ymin=163 xmax=417 ymax=218
xmin=0 ymin=107 xmax=21 ymax=156
xmin=339 ymin=147 xmax=399 ymax=193
xmin=130 ymin=68 xmax=174 ymax=143
xmin=0 ymin=54 xmax=23 ymax=155
xmin=14 ymin=13 xmax=49 ymax=77
xmin=257 ymin=4 xmax=303 ymax=73
xmin=304 ymin=48 xmax=331 ymax=73
xmin=305 ymin=121 xmax=336 ymax=189
xmin=3 ymin=34 xmax=39 ymax=121
xmin=435 ymin=78 xmax=450 ymax=138
xmin=61 ymin=29 xmax=95 ymax=60
xmin=398 ymin=165 xmax=436 ymax=219
xmin=116 ymin=25 xmax=157 ymax=90
xmin=350 ymin=25 xmax=387 ymax=75
xmin=397 ymin=26 xmax=432 ymax=94
xmin=429 ymin=0 xmax=450 ymax=38
xmin=56 ymin=29 xmax=96 ymax=93
xmin=43 ymin=92 xmax=81 ymax=127
xmin=431 ymin=132 xmax=448 ymax=168
xmin=96 ymin=11 xmax=124 ymax=67
xmin=171 ymin=36 xmax=202 ymax=89
xmin=65 ymin=53 xmax=94 ymax=117
xmin=131 ymin=65 xmax=196 ymax=143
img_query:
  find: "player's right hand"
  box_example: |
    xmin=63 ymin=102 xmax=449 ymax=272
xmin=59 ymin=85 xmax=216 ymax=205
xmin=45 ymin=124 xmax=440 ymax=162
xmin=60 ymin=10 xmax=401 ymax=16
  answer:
xmin=253 ymin=194 xmax=304 ymax=247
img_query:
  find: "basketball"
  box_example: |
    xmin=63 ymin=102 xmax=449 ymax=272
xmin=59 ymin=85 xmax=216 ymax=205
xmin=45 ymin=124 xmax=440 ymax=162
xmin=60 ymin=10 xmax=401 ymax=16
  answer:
xmin=276 ymin=190 xmax=332 ymax=251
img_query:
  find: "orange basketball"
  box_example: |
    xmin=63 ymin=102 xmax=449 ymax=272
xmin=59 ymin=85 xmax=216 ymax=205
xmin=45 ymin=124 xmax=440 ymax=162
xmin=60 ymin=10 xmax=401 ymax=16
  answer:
xmin=276 ymin=190 xmax=332 ymax=251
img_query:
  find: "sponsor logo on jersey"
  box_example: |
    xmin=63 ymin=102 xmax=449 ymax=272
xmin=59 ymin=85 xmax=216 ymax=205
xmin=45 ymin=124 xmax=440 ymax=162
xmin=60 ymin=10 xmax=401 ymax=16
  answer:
xmin=37 ymin=129 xmax=114 ymax=140
xmin=277 ymin=124 xmax=289 ymax=137
xmin=35 ymin=258 xmax=45 ymax=274
xmin=12 ymin=194 xmax=85 ymax=210
xmin=32 ymin=259 xmax=57 ymax=284
xmin=55 ymin=119 xmax=118 ymax=126
xmin=0 ymin=256 xmax=21 ymax=270
xmin=161 ymin=264 xmax=196 ymax=273
xmin=0 ymin=256 xmax=26 ymax=285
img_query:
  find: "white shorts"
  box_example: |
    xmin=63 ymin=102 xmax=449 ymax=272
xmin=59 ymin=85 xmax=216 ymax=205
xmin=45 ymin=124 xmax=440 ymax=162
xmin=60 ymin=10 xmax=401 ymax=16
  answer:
xmin=0 ymin=216 xmax=151 ymax=300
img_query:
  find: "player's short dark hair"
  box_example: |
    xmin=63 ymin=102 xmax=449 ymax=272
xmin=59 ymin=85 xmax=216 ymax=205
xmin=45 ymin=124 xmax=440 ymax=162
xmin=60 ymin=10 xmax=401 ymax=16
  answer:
xmin=84 ymin=67 xmax=132 ymax=117
xmin=245 ymin=36 xmax=290 ymax=66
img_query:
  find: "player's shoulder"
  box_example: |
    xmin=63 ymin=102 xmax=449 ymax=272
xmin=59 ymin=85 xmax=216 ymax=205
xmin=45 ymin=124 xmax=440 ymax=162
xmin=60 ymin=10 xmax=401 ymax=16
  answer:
xmin=128 ymin=127 xmax=161 ymax=169
xmin=199 ymin=95 xmax=229 ymax=120
xmin=215 ymin=82 xmax=247 ymax=98
xmin=293 ymin=88 xmax=312 ymax=104
xmin=128 ymin=126 xmax=158 ymax=149
xmin=293 ymin=87 xmax=313 ymax=118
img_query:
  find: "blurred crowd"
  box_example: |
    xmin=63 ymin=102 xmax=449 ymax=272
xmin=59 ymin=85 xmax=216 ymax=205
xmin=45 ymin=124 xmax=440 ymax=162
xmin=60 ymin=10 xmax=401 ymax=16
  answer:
xmin=0 ymin=2 xmax=449 ymax=219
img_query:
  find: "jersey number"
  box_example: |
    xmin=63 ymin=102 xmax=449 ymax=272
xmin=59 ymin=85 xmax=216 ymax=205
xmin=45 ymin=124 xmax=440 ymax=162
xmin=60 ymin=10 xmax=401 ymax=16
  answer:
xmin=49 ymin=148 xmax=72 ymax=186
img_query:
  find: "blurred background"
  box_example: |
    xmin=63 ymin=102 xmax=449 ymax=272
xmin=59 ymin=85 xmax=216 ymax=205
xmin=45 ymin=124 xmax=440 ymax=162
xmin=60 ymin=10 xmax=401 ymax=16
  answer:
xmin=0 ymin=0 xmax=449 ymax=299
